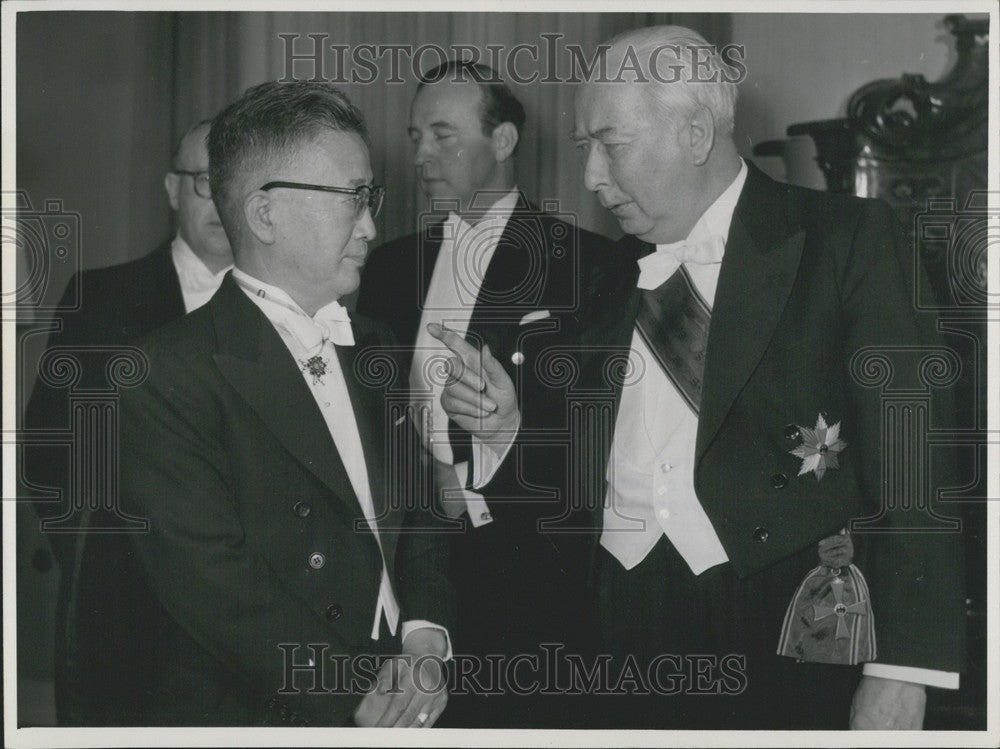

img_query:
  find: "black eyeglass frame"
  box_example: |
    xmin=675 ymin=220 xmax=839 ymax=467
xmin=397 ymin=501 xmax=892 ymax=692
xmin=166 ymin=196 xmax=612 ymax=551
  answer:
xmin=171 ymin=170 xmax=212 ymax=199
xmin=259 ymin=180 xmax=385 ymax=219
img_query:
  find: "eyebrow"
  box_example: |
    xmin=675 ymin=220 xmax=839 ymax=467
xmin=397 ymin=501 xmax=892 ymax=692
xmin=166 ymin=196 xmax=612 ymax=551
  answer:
xmin=571 ymin=126 xmax=622 ymax=142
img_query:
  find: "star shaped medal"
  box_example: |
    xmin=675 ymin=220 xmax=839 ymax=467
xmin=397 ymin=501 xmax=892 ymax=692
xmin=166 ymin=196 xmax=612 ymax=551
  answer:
xmin=300 ymin=354 xmax=329 ymax=385
xmin=789 ymin=413 xmax=847 ymax=481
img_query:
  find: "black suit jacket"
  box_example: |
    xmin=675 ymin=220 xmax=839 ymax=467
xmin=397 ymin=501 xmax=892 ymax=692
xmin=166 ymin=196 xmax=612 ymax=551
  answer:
xmin=356 ymin=196 xmax=617 ymax=682
xmin=22 ymin=241 xmax=185 ymax=725
xmin=489 ymin=164 xmax=965 ymax=674
xmin=358 ymin=193 xmax=616 ymax=496
xmin=24 ymin=240 xmax=184 ymax=537
xmin=118 ymin=275 xmax=453 ymax=725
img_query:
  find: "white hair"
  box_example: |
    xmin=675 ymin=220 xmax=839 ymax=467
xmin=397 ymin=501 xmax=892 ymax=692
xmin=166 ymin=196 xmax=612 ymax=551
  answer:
xmin=605 ymin=25 xmax=739 ymax=136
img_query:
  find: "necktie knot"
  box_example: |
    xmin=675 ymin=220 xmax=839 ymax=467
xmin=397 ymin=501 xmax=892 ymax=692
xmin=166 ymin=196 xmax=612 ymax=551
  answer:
xmin=636 ymin=235 xmax=725 ymax=290
xmin=313 ymin=302 xmax=355 ymax=346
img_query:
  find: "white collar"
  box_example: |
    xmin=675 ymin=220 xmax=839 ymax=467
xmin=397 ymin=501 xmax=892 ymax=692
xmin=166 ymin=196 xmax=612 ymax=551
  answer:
xmin=170 ymin=233 xmax=232 ymax=291
xmin=230 ymin=267 xmax=349 ymax=324
xmin=696 ymin=159 xmax=748 ymax=245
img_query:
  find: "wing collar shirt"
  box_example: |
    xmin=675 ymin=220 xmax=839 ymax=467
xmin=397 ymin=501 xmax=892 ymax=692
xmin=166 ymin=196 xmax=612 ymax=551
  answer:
xmin=409 ymin=188 xmax=520 ymax=527
xmin=170 ymin=233 xmax=232 ymax=312
xmin=232 ymin=268 xmax=450 ymax=654
xmin=599 ymin=161 xmax=747 ymax=576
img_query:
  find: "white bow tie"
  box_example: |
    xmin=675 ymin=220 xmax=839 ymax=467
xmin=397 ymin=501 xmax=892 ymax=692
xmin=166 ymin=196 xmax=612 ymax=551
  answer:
xmin=274 ymin=302 xmax=355 ymax=351
xmin=636 ymin=235 xmax=725 ymax=290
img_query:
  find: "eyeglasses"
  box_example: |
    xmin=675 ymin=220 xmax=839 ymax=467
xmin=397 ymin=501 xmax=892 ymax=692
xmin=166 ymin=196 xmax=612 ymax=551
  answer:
xmin=172 ymin=170 xmax=212 ymax=199
xmin=260 ymin=181 xmax=385 ymax=219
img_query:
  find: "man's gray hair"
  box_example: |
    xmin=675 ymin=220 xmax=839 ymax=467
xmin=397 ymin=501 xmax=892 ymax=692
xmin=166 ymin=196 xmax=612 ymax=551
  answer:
xmin=606 ymin=25 xmax=739 ymax=136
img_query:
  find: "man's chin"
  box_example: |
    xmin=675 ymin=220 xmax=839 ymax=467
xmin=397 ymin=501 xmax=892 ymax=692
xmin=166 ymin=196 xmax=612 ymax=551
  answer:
xmin=422 ymin=184 xmax=458 ymax=208
xmin=615 ymin=215 xmax=654 ymax=240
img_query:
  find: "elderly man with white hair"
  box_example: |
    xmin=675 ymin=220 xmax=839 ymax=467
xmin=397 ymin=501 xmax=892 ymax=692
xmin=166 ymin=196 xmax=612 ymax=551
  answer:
xmin=433 ymin=24 xmax=964 ymax=730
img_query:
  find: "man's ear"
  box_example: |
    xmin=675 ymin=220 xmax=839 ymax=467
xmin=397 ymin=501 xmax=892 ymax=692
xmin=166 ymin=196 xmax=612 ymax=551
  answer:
xmin=687 ymin=106 xmax=716 ymax=166
xmin=164 ymin=172 xmax=181 ymax=211
xmin=492 ymin=122 xmax=519 ymax=162
xmin=244 ymin=191 xmax=276 ymax=245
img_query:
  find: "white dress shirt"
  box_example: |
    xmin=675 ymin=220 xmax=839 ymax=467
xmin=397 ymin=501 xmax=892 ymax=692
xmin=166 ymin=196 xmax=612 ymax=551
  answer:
xmin=170 ymin=233 xmax=232 ymax=312
xmin=599 ymin=163 xmax=746 ymax=575
xmin=232 ymin=269 xmax=448 ymax=653
xmin=410 ymin=188 xmax=520 ymax=527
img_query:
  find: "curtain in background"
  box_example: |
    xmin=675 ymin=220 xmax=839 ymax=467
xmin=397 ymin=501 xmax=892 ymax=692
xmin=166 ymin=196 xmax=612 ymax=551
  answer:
xmin=171 ymin=12 xmax=731 ymax=247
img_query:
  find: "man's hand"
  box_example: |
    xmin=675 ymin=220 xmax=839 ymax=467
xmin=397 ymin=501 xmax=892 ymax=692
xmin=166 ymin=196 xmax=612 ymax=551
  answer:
xmin=427 ymin=322 xmax=519 ymax=441
xmin=353 ymin=627 xmax=449 ymax=728
xmin=849 ymin=675 xmax=926 ymax=730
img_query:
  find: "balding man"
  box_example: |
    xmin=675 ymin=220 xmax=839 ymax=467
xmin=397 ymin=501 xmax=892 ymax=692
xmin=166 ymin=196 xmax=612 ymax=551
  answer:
xmin=23 ymin=118 xmax=233 ymax=725
xmin=436 ymin=25 xmax=964 ymax=730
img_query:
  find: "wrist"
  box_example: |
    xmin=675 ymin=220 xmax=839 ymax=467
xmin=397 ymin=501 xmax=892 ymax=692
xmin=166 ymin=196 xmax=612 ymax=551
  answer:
xmin=401 ymin=626 xmax=448 ymax=658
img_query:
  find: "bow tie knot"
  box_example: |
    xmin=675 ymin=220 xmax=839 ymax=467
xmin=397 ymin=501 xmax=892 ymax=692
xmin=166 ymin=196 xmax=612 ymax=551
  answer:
xmin=636 ymin=234 xmax=725 ymax=290
xmin=276 ymin=303 xmax=355 ymax=351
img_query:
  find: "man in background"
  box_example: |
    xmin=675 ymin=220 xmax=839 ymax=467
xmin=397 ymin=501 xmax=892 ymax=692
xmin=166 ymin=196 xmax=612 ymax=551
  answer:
xmin=358 ymin=60 xmax=614 ymax=727
xmin=21 ymin=118 xmax=233 ymax=724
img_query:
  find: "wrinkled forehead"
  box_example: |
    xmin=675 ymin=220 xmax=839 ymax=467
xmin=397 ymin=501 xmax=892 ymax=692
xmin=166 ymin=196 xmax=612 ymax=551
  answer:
xmin=573 ymin=81 xmax=647 ymax=137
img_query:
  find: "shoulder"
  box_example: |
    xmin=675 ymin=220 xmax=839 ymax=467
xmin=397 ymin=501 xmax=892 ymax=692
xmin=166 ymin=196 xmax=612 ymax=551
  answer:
xmin=511 ymin=205 xmax=617 ymax=267
xmin=76 ymin=242 xmax=174 ymax=293
xmin=132 ymin=301 xmax=216 ymax=379
xmin=746 ymin=168 xmax=891 ymax=237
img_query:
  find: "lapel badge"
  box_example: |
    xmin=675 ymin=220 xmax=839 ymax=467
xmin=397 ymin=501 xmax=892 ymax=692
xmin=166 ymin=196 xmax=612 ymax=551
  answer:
xmin=510 ymin=351 xmax=525 ymax=366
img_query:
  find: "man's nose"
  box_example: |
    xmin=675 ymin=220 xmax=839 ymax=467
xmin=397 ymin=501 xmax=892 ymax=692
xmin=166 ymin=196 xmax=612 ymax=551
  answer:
xmin=412 ymin=135 xmax=432 ymax=168
xmin=205 ymin=198 xmax=223 ymax=220
xmin=355 ymin=206 xmax=377 ymax=242
xmin=582 ymin=145 xmax=609 ymax=193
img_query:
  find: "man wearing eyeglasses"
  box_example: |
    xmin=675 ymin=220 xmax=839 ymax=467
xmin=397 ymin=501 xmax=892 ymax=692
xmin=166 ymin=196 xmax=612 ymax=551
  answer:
xmin=163 ymin=119 xmax=235 ymax=304
xmin=117 ymin=80 xmax=453 ymax=727
xmin=21 ymin=118 xmax=233 ymax=726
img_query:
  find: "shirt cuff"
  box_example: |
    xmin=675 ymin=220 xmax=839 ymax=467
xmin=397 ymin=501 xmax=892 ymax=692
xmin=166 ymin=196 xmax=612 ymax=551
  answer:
xmin=401 ymin=620 xmax=453 ymax=661
xmin=470 ymin=414 xmax=520 ymax=490
xmin=452 ymin=462 xmax=493 ymax=527
xmin=862 ymin=663 xmax=960 ymax=689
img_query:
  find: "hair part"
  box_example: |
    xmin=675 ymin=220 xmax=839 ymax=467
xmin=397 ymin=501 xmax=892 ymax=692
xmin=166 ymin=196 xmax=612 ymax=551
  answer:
xmin=418 ymin=60 xmax=526 ymax=152
xmin=208 ymin=81 xmax=369 ymax=245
